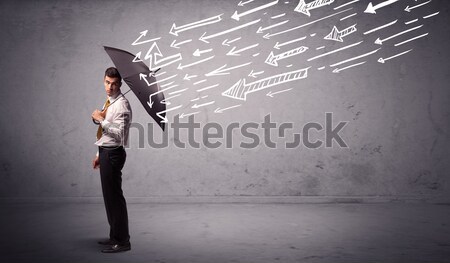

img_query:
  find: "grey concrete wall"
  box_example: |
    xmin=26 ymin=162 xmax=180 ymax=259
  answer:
xmin=0 ymin=0 xmax=449 ymax=199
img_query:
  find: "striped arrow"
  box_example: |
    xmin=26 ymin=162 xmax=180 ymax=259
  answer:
xmin=265 ymin=46 xmax=309 ymax=66
xmin=324 ymin=24 xmax=357 ymax=42
xmin=295 ymin=0 xmax=335 ymax=16
xmin=222 ymin=67 xmax=309 ymax=101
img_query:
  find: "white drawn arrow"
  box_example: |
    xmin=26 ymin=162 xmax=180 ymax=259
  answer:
xmin=295 ymin=0 xmax=335 ymax=16
xmin=193 ymin=48 xmax=213 ymax=57
xmin=332 ymin=61 xmax=366 ymax=73
xmin=222 ymin=67 xmax=309 ymax=101
xmin=156 ymin=104 xmax=183 ymax=123
xmin=364 ymin=0 xmax=400 ymax=14
xmin=238 ymin=0 xmax=255 ymax=6
xmin=200 ymin=19 xmax=261 ymax=43
xmin=248 ymin=70 xmax=264 ymax=78
xmin=378 ymin=49 xmax=413 ymax=63
xmin=145 ymin=81 xmax=178 ymax=108
xmin=169 ymin=14 xmax=223 ymax=36
xmin=143 ymin=42 xmax=182 ymax=70
xmin=192 ymin=100 xmax=215 ymax=109
xmin=267 ymin=88 xmax=292 ymax=97
xmin=183 ymin=74 xmax=197 ymax=81
xmin=256 ymin=20 xmax=289 ymax=33
xmin=132 ymin=30 xmax=161 ymax=46
xmin=324 ymin=24 xmax=357 ymax=42
xmin=222 ymin=37 xmax=241 ymax=46
xmin=205 ymin=62 xmax=252 ymax=77
xmin=263 ymin=8 xmax=351 ymax=39
xmin=170 ymin=39 xmax=192 ymax=49
xmin=374 ymin=24 xmax=423 ymax=45
xmin=227 ymin=43 xmax=259 ymax=56
xmin=265 ymin=46 xmax=309 ymax=66
xmin=178 ymin=56 xmax=215 ymax=70
xmin=274 ymin=36 xmax=306 ymax=49
xmin=161 ymin=94 xmax=182 ymax=106
xmin=232 ymin=0 xmax=279 ymax=21
xmin=180 ymin=111 xmax=200 ymax=118
xmin=214 ymin=104 xmax=242 ymax=113
xmin=405 ymin=0 xmax=431 ymax=12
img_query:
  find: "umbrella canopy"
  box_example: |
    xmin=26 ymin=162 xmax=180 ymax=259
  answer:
xmin=103 ymin=46 xmax=166 ymax=131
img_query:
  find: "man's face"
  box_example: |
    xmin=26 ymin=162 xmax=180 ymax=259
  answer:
xmin=104 ymin=76 xmax=121 ymax=97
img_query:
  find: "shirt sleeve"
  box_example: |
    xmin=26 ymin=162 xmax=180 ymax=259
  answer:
xmin=100 ymin=103 xmax=131 ymax=143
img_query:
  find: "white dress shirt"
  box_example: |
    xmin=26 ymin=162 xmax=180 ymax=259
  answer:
xmin=95 ymin=92 xmax=132 ymax=148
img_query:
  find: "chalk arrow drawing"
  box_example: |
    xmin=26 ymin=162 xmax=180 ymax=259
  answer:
xmin=170 ymin=39 xmax=192 ymax=49
xmin=256 ymin=20 xmax=289 ymax=33
xmin=143 ymin=42 xmax=182 ymax=70
xmin=214 ymin=104 xmax=242 ymax=113
xmin=200 ymin=19 xmax=261 ymax=43
xmin=274 ymin=36 xmax=306 ymax=49
xmin=265 ymin=46 xmax=309 ymax=66
xmin=295 ymin=0 xmax=335 ymax=16
xmin=248 ymin=70 xmax=264 ymax=78
xmin=222 ymin=37 xmax=241 ymax=46
xmin=205 ymin=62 xmax=252 ymax=77
xmin=238 ymin=0 xmax=255 ymax=7
xmin=183 ymin=74 xmax=197 ymax=81
xmin=180 ymin=111 xmax=200 ymax=118
xmin=193 ymin=48 xmax=213 ymax=57
xmin=364 ymin=0 xmax=400 ymax=14
xmin=405 ymin=0 xmax=431 ymax=12
xmin=374 ymin=24 xmax=423 ymax=45
xmin=232 ymin=0 xmax=279 ymax=21
xmin=169 ymin=14 xmax=223 ymax=36
xmin=222 ymin=67 xmax=309 ymax=101
xmin=156 ymin=105 xmax=183 ymax=123
xmin=227 ymin=43 xmax=259 ymax=56
xmin=132 ymin=30 xmax=161 ymax=46
xmin=332 ymin=61 xmax=366 ymax=73
xmin=192 ymin=100 xmax=215 ymax=109
xmin=267 ymin=88 xmax=292 ymax=97
xmin=378 ymin=49 xmax=412 ymax=63
xmin=324 ymin=24 xmax=357 ymax=42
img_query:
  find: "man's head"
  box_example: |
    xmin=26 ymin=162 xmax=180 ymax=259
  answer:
xmin=104 ymin=67 xmax=122 ymax=97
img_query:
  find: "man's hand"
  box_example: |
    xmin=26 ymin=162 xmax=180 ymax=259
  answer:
xmin=92 ymin=109 xmax=106 ymax=122
xmin=92 ymin=156 xmax=100 ymax=169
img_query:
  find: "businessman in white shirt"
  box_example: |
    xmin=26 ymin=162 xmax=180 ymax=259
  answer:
xmin=91 ymin=67 xmax=132 ymax=253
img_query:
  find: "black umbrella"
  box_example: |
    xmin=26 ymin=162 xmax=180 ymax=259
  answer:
xmin=103 ymin=46 xmax=166 ymax=131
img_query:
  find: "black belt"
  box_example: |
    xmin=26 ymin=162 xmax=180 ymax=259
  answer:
xmin=99 ymin=145 xmax=123 ymax=150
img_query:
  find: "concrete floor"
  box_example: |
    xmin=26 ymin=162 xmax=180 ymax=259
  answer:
xmin=1 ymin=202 xmax=449 ymax=263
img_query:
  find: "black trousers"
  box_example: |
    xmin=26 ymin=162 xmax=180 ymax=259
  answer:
xmin=99 ymin=146 xmax=130 ymax=245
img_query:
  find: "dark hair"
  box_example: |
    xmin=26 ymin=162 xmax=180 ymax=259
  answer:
xmin=105 ymin=67 xmax=122 ymax=82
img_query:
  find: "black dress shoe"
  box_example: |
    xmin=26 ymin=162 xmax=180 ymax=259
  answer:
xmin=101 ymin=243 xmax=131 ymax=253
xmin=98 ymin=239 xmax=114 ymax=245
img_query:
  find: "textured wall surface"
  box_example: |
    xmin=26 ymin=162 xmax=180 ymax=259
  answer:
xmin=0 ymin=0 xmax=449 ymax=199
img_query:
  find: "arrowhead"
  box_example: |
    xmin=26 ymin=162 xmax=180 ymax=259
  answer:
xmin=169 ymin=23 xmax=178 ymax=36
xmin=193 ymin=49 xmax=201 ymax=57
xmin=374 ymin=38 xmax=383 ymax=45
xmin=146 ymin=99 xmax=154 ymax=109
xmin=214 ymin=107 xmax=222 ymax=113
xmin=199 ymin=32 xmax=209 ymax=43
xmin=170 ymin=40 xmax=180 ymax=49
xmin=294 ymin=0 xmax=309 ymax=16
xmin=256 ymin=26 xmax=264 ymax=34
xmin=140 ymin=30 xmax=148 ymax=36
xmin=205 ymin=64 xmax=228 ymax=77
xmin=377 ymin=58 xmax=385 ymax=63
xmin=324 ymin=26 xmax=343 ymax=42
xmin=179 ymin=113 xmax=185 ymax=118
xmin=222 ymin=39 xmax=230 ymax=46
xmin=274 ymin=42 xmax=281 ymax=49
xmin=404 ymin=6 xmax=411 ymax=12
xmin=222 ymin=79 xmax=247 ymax=101
xmin=177 ymin=63 xmax=183 ymax=70
xmin=192 ymin=104 xmax=199 ymax=109
xmin=263 ymin=33 xmax=271 ymax=39
xmin=238 ymin=1 xmax=244 ymax=6
xmin=266 ymin=91 xmax=274 ymax=98
xmin=226 ymin=46 xmax=239 ymax=56
xmin=332 ymin=68 xmax=340 ymax=73
xmin=133 ymin=52 xmax=142 ymax=62
xmin=265 ymin=52 xmax=278 ymax=66
xmin=139 ymin=73 xmax=147 ymax=79
xmin=231 ymin=11 xmax=240 ymax=21
xmin=183 ymin=74 xmax=190 ymax=80
xmin=364 ymin=2 xmax=376 ymax=14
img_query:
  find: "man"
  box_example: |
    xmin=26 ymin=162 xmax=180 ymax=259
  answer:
xmin=91 ymin=67 xmax=132 ymax=253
